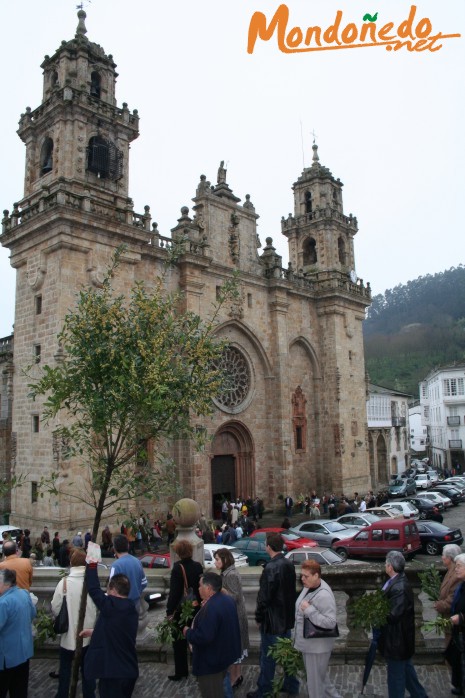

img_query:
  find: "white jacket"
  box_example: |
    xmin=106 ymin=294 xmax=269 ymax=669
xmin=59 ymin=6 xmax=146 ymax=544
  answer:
xmin=51 ymin=566 xmax=97 ymax=650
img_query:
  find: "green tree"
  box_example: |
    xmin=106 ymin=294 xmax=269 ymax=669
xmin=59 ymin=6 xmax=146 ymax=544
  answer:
xmin=28 ymin=247 xmax=237 ymax=696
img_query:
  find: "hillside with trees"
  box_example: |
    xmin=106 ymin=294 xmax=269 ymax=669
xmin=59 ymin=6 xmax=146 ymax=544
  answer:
xmin=363 ymin=266 xmax=465 ymax=396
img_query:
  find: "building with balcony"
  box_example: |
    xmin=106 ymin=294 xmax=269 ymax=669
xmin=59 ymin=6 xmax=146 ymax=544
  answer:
xmin=420 ymin=365 xmax=465 ymax=472
xmin=367 ymin=383 xmax=411 ymax=487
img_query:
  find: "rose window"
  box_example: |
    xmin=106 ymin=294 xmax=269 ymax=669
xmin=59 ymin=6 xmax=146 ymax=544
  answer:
xmin=214 ymin=346 xmax=250 ymax=409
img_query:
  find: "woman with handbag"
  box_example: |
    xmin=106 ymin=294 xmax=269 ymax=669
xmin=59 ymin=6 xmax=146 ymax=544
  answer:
xmin=51 ymin=548 xmax=97 ymax=698
xmin=166 ymin=539 xmax=203 ymax=681
xmin=293 ymin=560 xmax=341 ymax=698
xmin=214 ymin=547 xmax=249 ymax=688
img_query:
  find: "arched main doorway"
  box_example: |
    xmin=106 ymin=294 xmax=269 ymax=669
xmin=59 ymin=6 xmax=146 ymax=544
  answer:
xmin=210 ymin=422 xmax=255 ymax=519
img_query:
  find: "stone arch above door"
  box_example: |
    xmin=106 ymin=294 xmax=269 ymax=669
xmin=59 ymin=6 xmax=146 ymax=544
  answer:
xmin=210 ymin=422 xmax=255 ymax=515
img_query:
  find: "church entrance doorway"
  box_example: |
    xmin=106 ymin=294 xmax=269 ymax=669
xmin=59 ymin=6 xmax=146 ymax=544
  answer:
xmin=210 ymin=422 xmax=255 ymax=519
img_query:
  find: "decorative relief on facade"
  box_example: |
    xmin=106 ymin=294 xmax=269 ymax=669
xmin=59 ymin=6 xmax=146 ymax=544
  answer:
xmin=228 ymin=286 xmax=244 ymax=320
xmin=213 ymin=346 xmax=250 ymax=412
xmin=229 ymin=211 xmax=240 ymax=265
xmin=334 ymin=423 xmax=345 ymax=456
xmin=292 ymin=386 xmax=307 ymax=451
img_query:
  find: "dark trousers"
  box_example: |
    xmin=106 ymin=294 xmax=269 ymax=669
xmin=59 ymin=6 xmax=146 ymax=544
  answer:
xmin=98 ymin=678 xmax=137 ymax=698
xmin=172 ymin=637 xmax=189 ymax=676
xmin=56 ymin=646 xmax=95 ymax=698
xmin=0 ymin=660 xmax=29 ymax=698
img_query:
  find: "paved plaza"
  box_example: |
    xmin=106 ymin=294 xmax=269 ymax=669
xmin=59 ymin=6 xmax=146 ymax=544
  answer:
xmin=28 ymin=656 xmax=452 ymax=697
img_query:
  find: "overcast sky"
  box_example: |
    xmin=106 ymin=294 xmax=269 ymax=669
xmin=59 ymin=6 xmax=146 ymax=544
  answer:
xmin=1 ymin=0 xmax=464 ymax=337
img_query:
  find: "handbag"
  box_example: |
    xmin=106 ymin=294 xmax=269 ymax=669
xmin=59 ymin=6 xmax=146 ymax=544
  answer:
xmin=53 ymin=576 xmax=69 ymax=634
xmin=179 ymin=563 xmax=197 ymax=605
xmin=302 ymin=589 xmax=339 ymax=639
xmin=303 ymin=616 xmax=339 ymax=638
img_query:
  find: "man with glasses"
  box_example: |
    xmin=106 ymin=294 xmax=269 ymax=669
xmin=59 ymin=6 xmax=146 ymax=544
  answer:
xmin=378 ymin=551 xmax=428 ymax=697
xmin=247 ymin=532 xmax=299 ymax=698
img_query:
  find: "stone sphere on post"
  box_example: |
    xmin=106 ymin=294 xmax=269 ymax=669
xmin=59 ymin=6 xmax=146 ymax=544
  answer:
xmin=170 ymin=497 xmax=204 ymax=565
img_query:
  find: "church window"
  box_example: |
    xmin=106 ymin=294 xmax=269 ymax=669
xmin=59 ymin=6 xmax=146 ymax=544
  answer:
xmin=40 ymin=137 xmax=54 ymax=176
xmin=35 ymin=295 xmax=42 ymax=315
xmin=292 ymin=386 xmax=307 ymax=452
xmin=90 ymin=71 xmax=101 ymax=98
xmin=51 ymin=70 xmax=59 ymax=88
xmin=31 ymin=482 xmax=38 ymax=503
xmin=34 ymin=344 xmax=41 ymax=363
xmin=338 ymin=236 xmax=346 ymax=265
xmin=302 ymin=237 xmax=317 ymax=266
xmin=304 ymin=191 xmax=312 ymax=215
xmin=87 ymin=136 xmax=123 ymax=180
xmin=32 ymin=415 xmax=40 ymax=433
xmin=213 ymin=346 xmax=250 ymax=410
xmin=247 ymin=293 xmax=252 ymax=308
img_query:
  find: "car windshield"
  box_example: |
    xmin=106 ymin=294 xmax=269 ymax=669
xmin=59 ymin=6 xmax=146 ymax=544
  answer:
xmin=322 ymin=549 xmax=345 ymax=563
xmin=324 ymin=522 xmax=347 ymax=532
xmin=391 ymin=480 xmax=404 ymax=486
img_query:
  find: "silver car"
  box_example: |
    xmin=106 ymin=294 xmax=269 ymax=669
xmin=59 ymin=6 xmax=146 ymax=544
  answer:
xmin=290 ymin=520 xmax=359 ymax=547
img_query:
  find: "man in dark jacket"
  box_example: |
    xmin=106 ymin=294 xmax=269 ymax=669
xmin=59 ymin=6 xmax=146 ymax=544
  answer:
xmin=247 ymin=532 xmax=298 ymax=698
xmin=378 ymin=551 xmax=428 ymax=698
xmin=184 ymin=572 xmax=241 ymax=698
xmin=82 ymin=563 xmax=139 ymax=698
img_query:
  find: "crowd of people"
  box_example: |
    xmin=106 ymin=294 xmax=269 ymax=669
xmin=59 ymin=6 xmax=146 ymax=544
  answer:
xmin=2 ymin=505 xmax=465 ymax=698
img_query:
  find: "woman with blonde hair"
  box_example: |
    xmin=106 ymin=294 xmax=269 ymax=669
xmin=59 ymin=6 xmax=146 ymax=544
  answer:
xmin=51 ymin=548 xmax=97 ymax=698
xmin=293 ymin=559 xmax=341 ymax=698
xmin=214 ymin=547 xmax=249 ymax=688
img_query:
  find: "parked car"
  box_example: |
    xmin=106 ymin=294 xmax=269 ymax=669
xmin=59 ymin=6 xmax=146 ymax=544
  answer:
xmin=414 ymin=473 xmax=432 ymax=489
xmin=285 ymin=546 xmax=360 ymax=566
xmin=250 ymin=527 xmax=317 ymax=551
xmin=421 ymin=491 xmax=453 ymax=509
xmin=366 ymin=507 xmax=405 ymax=519
xmin=335 ymin=513 xmax=381 ymax=530
xmin=289 ymin=520 xmax=359 ymax=548
xmin=332 ymin=519 xmax=422 ymax=561
xmin=426 ymin=470 xmax=441 ymax=485
xmin=415 ymin=521 xmax=464 ymax=555
xmin=231 ymin=539 xmax=270 ymax=566
xmin=383 ymin=501 xmax=420 ymax=519
xmin=0 ymin=525 xmax=23 ymax=554
xmin=430 ymin=485 xmax=465 ymax=506
xmin=402 ymin=496 xmax=443 ymax=521
xmin=444 ymin=477 xmax=465 ymax=488
xmin=388 ymin=478 xmax=417 ymax=498
xmin=139 ymin=552 xmax=171 ymax=569
xmin=204 ymin=543 xmax=249 ymax=568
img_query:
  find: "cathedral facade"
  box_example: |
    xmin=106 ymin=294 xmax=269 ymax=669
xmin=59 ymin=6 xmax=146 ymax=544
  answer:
xmin=0 ymin=12 xmax=371 ymax=531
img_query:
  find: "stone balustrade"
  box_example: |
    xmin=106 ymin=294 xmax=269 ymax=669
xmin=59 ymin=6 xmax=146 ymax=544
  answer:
xmin=31 ymin=561 xmax=444 ymax=663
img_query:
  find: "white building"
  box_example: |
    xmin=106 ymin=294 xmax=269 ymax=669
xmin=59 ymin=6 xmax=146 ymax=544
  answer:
xmin=408 ymin=403 xmax=428 ymax=455
xmin=420 ymin=365 xmax=465 ymax=472
xmin=367 ymin=384 xmax=411 ymax=487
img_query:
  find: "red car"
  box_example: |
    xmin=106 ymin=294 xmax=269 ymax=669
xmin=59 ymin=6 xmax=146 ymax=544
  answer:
xmin=139 ymin=552 xmax=171 ymax=569
xmin=250 ymin=527 xmax=317 ymax=550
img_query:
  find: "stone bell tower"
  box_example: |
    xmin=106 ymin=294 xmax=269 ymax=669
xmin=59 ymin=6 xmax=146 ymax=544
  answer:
xmin=0 ymin=11 xmax=146 ymax=530
xmin=19 ymin=9 xmax=138 ymax=205
xmin=282 ymin=142 xmax=358 ymax=279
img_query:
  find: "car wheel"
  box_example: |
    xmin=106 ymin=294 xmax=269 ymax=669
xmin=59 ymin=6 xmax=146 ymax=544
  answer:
xmin=419 ymin=511 xmax=427 ymax=520
xmin=335 ymin=547 xmax=348 ymax=561
xmin=426 ymin=541 xmax=439 ymax=556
